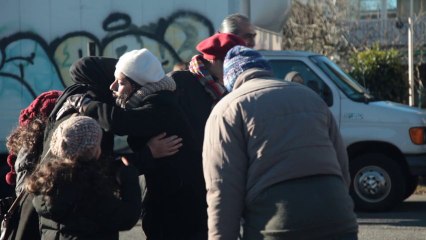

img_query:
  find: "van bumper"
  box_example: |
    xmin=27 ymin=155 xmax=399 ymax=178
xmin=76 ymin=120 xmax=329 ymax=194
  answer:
xmin=405 ymin=154 xmax=426 ymax=176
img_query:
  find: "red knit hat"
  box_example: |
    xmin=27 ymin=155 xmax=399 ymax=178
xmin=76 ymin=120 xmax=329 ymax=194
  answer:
xmin=5 ymin=90 xmax=62 ymax=185
xmin=196 ymin=33 xmax=246 ymax=61
xmin=19 ymin=90 xmax=62 ymax=126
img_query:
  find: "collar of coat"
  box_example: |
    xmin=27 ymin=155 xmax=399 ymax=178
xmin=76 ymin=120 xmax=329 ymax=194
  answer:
xmin=125 ymin=76 xmax=176 ymax=109
xmin=232 ymin=68 xmax=275 ymax=91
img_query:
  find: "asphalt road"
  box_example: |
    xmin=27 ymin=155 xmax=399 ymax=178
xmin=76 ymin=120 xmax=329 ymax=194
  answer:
xmin=357 ymin=194 xmax=426 ymax=240
xmin=120 ymin=194 xmax=426 ymax=240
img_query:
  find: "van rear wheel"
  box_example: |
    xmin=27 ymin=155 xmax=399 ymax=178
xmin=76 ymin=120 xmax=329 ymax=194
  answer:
xmin=403 ymin=175 xmax=418 ymax=200
xmin=349 ymin=153 xmax=406 ymax=211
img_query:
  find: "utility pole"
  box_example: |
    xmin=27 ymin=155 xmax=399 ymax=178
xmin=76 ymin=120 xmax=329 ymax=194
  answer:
xmin=241 ymin=0 xmax=250 ymax=19
xmin=87 ymin=42 xmax=96 ymax=56
xmin=408 ymin=0 xmax=415 ymax=106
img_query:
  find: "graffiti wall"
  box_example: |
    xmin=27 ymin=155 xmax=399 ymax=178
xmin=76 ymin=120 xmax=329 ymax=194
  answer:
xmin=0 ymin=0 xmax=233 ymax=152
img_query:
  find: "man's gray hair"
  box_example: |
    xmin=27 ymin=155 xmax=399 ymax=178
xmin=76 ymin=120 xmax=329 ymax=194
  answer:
xmin=220 ymin=13 xmax=250 ymax=35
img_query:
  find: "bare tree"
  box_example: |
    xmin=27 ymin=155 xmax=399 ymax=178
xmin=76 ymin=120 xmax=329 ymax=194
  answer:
xmin=282 ymin=0 xmax=354 ymax=69
xmin=283 ymin=0 xmax=426 ymax=106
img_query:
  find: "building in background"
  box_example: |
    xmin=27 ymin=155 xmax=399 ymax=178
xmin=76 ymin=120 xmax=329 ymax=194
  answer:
xmin=346 ymin=0 xmax=426 ymax=48
xmin=345 ymin=0 xmax=426 ymax=106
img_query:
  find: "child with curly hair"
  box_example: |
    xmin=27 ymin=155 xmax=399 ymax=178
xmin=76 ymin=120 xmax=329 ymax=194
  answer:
xmin=25 ymin=116 xmax=141 ymax=240
xmin=4 ymin=90 xmax=62 ymax=240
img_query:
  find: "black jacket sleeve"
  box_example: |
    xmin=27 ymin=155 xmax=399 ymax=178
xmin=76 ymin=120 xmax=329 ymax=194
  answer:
xmin=82 ymin=100 xmax=166 ymax=137
xmin=121 ymin=145 xmax=157 ymax=175
xmin=96 ymin=165 xmax=142 ymax=230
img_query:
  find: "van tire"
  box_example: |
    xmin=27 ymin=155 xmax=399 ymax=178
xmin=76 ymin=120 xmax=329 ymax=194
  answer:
xmin=403 ymin=176 xmax=418 ymax=200
xmin=349 ymin=153 xmax=405 ymax=211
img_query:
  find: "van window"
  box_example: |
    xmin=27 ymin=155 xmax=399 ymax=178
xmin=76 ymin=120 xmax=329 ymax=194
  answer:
xmin=310 ymin=56 xmax=374 ymax=102
xmin=268 ymin=60 xmax=333 ymax=106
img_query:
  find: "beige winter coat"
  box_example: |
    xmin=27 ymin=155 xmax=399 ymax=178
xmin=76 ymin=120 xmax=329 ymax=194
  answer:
xmin=202 ymin=68 xmax=350 ymax=240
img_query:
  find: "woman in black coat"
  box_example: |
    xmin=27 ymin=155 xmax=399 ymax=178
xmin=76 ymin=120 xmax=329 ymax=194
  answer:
xmin=72 ymin=49 xmax=207 ymax=240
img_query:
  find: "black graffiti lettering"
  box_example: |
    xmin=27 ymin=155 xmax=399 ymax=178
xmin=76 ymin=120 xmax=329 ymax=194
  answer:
xmin=103 ymin=12 xmax=132 ymax=32
xmin=0 ymin=10 xmax=214 ymax=98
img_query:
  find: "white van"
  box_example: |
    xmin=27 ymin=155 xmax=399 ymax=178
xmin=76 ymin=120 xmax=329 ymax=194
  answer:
xmin=261 ymin=50 xmax=426 ymax=211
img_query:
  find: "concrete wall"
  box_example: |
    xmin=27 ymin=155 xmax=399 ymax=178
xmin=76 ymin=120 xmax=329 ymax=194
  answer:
xmin=255 ymin=28 xmax=283 ymax=50
xmin=0 ymin=0 xmax=233 ymax=152
xmin=0 ymin=0 xmax=291 ymax=153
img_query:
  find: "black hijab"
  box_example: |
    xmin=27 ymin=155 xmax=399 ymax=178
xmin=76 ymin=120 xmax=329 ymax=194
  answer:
xmin=49 ymin=56 xmax=118 ymax=121
xmin=44 ymin=57 xmax=118 ymax=154
xmin=69 ymin=56 xmax=117 ymax=100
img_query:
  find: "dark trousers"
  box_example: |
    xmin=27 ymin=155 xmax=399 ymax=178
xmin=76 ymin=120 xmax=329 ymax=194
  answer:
xmin=242 ymin=175 xmax=358 ymax=240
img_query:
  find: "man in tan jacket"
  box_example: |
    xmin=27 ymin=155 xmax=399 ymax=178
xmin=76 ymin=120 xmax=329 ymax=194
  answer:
xmin=202 ymin=46 xmax=358 ymax=240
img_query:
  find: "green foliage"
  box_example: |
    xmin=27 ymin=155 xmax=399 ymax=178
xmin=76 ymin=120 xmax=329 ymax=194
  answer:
xmin=349 ymin=44 xmax=408 ymax=103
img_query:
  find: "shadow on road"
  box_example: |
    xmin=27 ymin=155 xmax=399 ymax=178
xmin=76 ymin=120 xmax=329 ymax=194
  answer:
xmin=356 ymin=195 xmax=426 ymax=228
